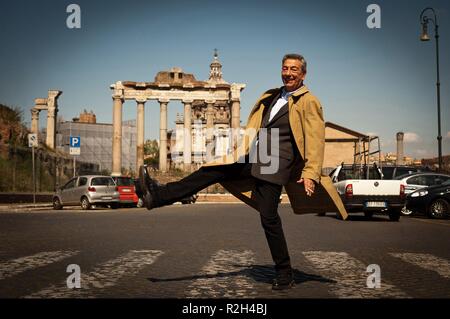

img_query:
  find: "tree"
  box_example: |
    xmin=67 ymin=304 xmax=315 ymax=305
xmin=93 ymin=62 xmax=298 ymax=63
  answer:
xmin=144 ymin=139 xmax=159 ymax=169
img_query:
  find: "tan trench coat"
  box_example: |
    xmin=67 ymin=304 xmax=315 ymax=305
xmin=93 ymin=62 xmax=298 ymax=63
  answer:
xmin=203 ymin=85 xmax=348 ymax=220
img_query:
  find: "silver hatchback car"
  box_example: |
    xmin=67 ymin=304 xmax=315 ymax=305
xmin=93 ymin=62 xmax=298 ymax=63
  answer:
xmin=53 ymin=175 xmax=120 ymax=210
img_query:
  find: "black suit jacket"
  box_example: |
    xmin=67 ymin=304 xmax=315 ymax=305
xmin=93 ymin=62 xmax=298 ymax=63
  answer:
xmin=250 ymin=92 xmax=302 ymax=185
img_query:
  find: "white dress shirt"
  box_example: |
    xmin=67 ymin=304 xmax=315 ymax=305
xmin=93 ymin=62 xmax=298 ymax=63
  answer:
xmin=268 ymin=86 xmax=302 ymax=122
xmin=254 ymin=86 xmax=303 ymax=148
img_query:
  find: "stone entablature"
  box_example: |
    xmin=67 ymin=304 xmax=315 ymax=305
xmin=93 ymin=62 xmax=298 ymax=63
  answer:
xmin=114 ymin=81 xmax=238 ymax=103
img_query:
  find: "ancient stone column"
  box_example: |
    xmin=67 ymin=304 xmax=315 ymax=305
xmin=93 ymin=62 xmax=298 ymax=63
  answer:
xmin=159 ymin=99 xmax=169 ymax=172
xmin=136 ymin=99 xmax=146 ymax=175
xmin=45 ymin=107 xmax=56 ymax=149
xmin=31 ymin=109 xmax=40 ymax=135
xmin=231 ymin=100 xmax=240 ymax=151
xmin=46 ymin=90 xmax=62 ymax=149
xmin=183 ymin=100 xmax=193 ymax=171
xmin=230 ymin=83 xmax=245 ymax=154
xmin=112 ymin=96 xmax=124 ymax=176
xmin=206 ymin=101 xmax=215 ymax=144
xmin=45 ymin=90 xmax=62 ymax=150
xmin=231 ymin=100 xmax=240 ymax=130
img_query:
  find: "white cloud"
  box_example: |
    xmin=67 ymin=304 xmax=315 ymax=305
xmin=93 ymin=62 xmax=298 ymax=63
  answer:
xmin=403 ymin=132 xmax=421 ymax=143
xmin=381 ymin=139 xmax=394 ymax=148
xmin=415 ymin=149 xmax=429 ymax=155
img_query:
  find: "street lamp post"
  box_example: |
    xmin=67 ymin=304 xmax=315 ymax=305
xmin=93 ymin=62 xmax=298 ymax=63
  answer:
xmin=420 ymin=7 xmax=442 ymax=172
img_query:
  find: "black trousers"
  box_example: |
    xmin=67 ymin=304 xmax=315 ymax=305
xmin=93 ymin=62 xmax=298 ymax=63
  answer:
xmin=156 ymin=162 xmax=292 ymax=271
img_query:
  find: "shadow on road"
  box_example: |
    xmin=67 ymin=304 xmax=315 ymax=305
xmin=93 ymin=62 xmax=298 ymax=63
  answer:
xmin=316 ymin=213 xmax=395 ymax=222
xmin=147 ymin=264 xmax=335 ymax=286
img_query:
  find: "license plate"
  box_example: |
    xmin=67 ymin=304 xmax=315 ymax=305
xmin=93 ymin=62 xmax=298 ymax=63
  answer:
xmin=102 ymin=196 xmax=112 ymax=200
xmin=365 ymin=201 xmax=387 ymax=208
xmin=122 ymin=189 xmax=131 ymax=192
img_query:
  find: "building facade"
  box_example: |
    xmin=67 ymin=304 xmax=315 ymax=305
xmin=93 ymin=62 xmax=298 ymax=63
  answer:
xmin=169 ymin=112 xmax=245 ymax=170
xmin=56 ymin=111 xmax=137 ymax=175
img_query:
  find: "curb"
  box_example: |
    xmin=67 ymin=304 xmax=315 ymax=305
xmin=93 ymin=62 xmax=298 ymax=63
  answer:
xmin=0 ymin=203 xmax=53 ymax=212
xmin=0 ymin=195 xmax=290 ymax=211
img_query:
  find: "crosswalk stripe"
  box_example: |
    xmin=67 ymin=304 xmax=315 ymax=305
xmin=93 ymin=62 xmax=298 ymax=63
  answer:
xmin=303 ymin=251 xmax=409 ymax=298
xmin=390 ymin=253 xmax=450 ymax=279
xmin=186 ymin=249 xmax=256 ymax=298
xmin=26 ymin=250 xmax=163 ymax=298
xmin=0 ymin=251 xmax=79 ymax=281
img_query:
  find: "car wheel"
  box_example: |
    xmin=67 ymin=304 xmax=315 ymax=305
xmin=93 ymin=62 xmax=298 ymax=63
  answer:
xmin=110 ymin=203 xmax=119 ymax=209
xmin=388 ymin=209 xmax=401 ymax=222
xmin=364 ymin=212 xmax=374 ymax=219
xmin=401 ymin=206 xmax=413 ymax=216
xmin=428 ymin=199 xmax=449 ymax=219
xmin=81 ymin=197 xmax=91 ymax=210
xmin=53 ymin=197 xmax=63 ymax=210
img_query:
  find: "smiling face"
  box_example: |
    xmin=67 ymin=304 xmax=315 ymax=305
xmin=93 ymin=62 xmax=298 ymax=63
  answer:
xmin=281 ymin=58 xmax=306 ymax=92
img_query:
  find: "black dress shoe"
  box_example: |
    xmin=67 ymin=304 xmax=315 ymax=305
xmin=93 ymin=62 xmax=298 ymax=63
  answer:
xmin=138 ymin=166 xmax=161 ymax=210
xmin=272 ymin=270 xmax=295 ymax=291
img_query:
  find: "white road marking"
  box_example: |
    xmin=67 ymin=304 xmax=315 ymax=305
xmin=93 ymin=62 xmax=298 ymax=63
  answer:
xmin=187 ymin=250 xmax=256 ymax=298
xmin=0 ymin=251 xmax=79 ymax=281
xmin=26 ymin=250 xmax=163 ymax=298
xmin=390 ymin=253 xmax=450 ymax=279
xmin=303 ymin=251 xmax=409 ymax=298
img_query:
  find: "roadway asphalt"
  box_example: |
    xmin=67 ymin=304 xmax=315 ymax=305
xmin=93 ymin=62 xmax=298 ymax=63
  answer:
xmin=0 ymin=203 xmax=449 ymax=299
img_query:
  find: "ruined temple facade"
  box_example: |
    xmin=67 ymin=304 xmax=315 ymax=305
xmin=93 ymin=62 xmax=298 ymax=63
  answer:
xmin=30 ymin=90 xmax=63 ymax=149
xmin=110 ymin=51 xmax=245 ymax=175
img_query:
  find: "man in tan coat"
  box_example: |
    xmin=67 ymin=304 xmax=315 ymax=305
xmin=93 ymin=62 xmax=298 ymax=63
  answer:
xmin=140 ymin=54 xmax=347 ymax=290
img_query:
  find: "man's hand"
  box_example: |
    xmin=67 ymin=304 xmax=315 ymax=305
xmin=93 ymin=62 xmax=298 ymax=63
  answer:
xmin=297 ymin=178 xmax=316 ymax=197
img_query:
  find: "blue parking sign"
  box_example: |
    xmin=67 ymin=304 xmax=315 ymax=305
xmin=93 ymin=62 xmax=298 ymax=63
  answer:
xmin=70 ymin=136 xmax=80 ymax=148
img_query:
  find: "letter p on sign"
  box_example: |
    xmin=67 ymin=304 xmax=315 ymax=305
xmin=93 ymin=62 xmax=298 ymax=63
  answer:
xmin=70 ymin=136 xmax=80 ymax=147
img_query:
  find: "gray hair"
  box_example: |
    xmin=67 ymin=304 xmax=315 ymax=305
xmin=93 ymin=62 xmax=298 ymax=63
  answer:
xmin=282 ymin=54 xmax=307 ymax=73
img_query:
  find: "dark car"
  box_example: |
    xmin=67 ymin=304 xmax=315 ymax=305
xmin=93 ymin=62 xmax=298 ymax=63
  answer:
xmin=394 ymin=173 xmax=450 ymax=215
xmin=405 ymin=179 xmax=450 ymax=218
xmin=133 ymin=178 xmax=198 ymax=207
xmin=380 ymin=165 xmax=432 ymax=180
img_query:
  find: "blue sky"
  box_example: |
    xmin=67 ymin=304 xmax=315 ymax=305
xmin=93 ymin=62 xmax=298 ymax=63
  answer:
xmin=0 ymin=0 xmax=449 ymax=159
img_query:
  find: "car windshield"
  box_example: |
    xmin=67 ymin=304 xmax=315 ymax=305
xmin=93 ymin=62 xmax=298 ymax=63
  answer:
xmin=381 ymin=166 xmax=431 ymax=179
xmin=380 ymin=167 xmax=394 ymax=179
xmin=442 ymin=179 xmax=450 ymax=186
xmin=394 ymin=173 xmax=417 ymax=180
xmin=395 ymin=168 xmax=420 ymax=177
xmin=115 ymin=177 xmax=134 ymax=186
xmin=91 ymin=177 xmax=115 ymax=186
